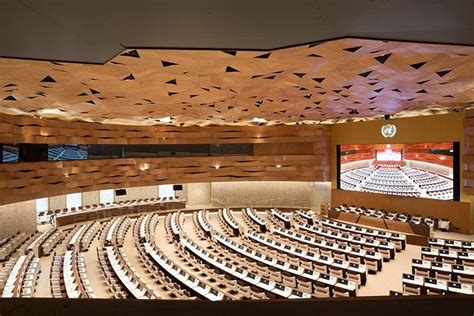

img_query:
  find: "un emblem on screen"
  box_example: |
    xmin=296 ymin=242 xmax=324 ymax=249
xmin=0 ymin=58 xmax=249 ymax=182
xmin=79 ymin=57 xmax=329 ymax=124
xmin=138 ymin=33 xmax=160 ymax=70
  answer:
xmin=381 ymin=124 xmax=397 ymax=138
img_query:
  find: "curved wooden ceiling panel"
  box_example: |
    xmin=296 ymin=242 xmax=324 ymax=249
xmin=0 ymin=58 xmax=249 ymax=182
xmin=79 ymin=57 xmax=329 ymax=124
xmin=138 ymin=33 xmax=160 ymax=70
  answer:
xmin=1 ymin=38 xmax=473 ymax=126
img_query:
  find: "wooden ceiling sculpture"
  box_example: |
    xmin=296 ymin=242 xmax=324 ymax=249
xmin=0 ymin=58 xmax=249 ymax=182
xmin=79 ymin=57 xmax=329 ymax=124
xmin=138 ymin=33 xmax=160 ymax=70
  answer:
xmin=0 ymin=38 xmax=473 ymax=126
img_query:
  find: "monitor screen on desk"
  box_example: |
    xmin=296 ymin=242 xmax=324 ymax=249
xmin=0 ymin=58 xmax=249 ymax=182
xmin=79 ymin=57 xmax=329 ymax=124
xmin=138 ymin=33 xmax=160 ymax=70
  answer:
xmin=337 ymin=142 xmax=460 ymax=201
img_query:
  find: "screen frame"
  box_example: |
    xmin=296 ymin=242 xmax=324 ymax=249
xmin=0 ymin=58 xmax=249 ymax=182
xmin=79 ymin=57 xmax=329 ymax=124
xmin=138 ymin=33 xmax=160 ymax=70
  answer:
xmin=336 ymin=141 xmax=460 ymax=201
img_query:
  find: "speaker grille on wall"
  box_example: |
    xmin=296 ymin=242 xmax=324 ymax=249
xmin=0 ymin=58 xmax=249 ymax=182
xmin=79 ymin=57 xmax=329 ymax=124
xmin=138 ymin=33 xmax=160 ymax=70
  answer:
xmin=115 ymin=189 xmax=127 ymax=196
xmin=173 ymin=184 xmax=183 ymax=191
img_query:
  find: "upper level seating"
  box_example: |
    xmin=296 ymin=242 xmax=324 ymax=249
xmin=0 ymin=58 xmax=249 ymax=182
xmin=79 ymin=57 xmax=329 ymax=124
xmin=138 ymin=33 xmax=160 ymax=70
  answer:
xmin=39 ymin=197 xmax=181 ymax=225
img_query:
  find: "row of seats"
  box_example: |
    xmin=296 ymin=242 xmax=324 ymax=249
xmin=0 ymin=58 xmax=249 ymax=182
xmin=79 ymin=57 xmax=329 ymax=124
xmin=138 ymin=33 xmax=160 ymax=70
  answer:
xmin=401 ymin=244 xmax=473 ymax=295
xmin=0 ymin=232 xmax=30 ymax=261
xmin=40 ymin=229 xmax=64 ymax=256
xmin=334 ymin=204 xmax=446 ymax=230
xmin=1 ymin=253 xmax=40 ymax=298
xmin=38 ymin=197 xmax=177 ymax=218
xmin=429 ymin=237 xmax=474 ymax=251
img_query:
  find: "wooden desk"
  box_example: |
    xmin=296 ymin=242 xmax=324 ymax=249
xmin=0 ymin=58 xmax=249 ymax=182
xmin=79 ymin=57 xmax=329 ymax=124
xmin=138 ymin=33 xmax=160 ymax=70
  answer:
xmin=56 ymin=199 xmax=186 ymax=226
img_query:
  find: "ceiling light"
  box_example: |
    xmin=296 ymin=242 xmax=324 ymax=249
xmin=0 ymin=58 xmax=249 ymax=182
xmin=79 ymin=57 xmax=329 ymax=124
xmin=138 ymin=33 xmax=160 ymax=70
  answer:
xmin=252 ymin=117 xmax=268 ymax=124
xmin=158 ymin=116 xmax=172 ymax=123
xmin=215 ymin=165 xmax=220 ymax=169
xmin=275 ymin=164 xmax=282 ymax=168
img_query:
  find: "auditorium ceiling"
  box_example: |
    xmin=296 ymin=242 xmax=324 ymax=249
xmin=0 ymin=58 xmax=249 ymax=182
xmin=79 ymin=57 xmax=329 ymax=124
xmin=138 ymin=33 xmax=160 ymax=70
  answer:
xmin=0 ymin=38 xmax=473 ymax=126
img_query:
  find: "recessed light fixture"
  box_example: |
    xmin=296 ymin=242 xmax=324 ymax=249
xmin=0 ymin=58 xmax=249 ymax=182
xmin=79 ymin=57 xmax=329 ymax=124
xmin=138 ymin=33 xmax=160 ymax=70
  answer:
xmin=64 ymin=173 xmax=69 ymax=178
xmin=215 ymin=165 xmax=220 ymax=169
xmin=138 ymin=163 xmax=150 ymax=171
xmin=252 ymin=117 xmax=268 ymax=124
xmin=158 ymin=116 xmax=172 ymax=123
xmin=275 ymin=164 xmax=282 ymax=168
xmin=439 ymin=156 xmax=446 ymax=160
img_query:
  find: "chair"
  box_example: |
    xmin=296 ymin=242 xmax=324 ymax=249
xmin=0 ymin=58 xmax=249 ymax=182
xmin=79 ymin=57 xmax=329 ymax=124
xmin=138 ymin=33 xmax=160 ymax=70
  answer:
xmin=314 ymin=285 xmax=330 ymax=298
xmin=333 ymin=289 xmax=350 ymax=297
xmin=403 ymin=284 xmax=421 ymax=295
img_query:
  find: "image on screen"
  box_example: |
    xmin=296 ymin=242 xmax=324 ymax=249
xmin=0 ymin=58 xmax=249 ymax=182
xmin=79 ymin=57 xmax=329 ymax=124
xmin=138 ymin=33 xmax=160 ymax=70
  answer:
xmin=338 ymin=142 xmax=457 ymax=200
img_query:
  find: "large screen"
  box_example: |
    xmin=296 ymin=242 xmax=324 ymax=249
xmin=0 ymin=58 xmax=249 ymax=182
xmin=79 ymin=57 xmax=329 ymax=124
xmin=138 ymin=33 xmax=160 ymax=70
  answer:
xmin=337 ymin=142 xmax=460 ymax=201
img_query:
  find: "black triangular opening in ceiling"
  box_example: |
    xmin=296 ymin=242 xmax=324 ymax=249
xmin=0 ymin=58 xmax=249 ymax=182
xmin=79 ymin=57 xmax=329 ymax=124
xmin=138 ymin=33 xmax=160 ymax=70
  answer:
xmin=416 ymin=89 xmax=428 ymax=93
xmin=166 ymin=79 xmax=177 ymax=85
xmin=162 ymin=60 xmax=178 ymax=67
xmin=222 ymin=50 xmax=237 ymax=56
xmin=312 ymin=78 xmax=325 ymax=83
xmin=307 ymin=54 xmax=322 ymax=57
xmin=410 ymin=61 xmax=427 ymax=69
xmin=264 ymin=75 xmax=276 ymax=80
xmin=86 ymin=100 xmax=95 ymax=104
xmin=374 ymin=53 xmax=392 ymax=64
xmin=122 ymin=74 xmax=135 ymax=80
xmin=168 ymin=92 xmax=178 ymax=96
xmin=41 ymin=75 xmax=56 ymax=83
xmin=225 ymin=66 xmax=239 ymax=72
xmin=255 ymin=52 xmax=271 ymax=59
xmin=4 ymin=83 xmax=16 ymax=87
xmin=343 ymin=46 xmax=363 ymax=53
xmin=4 ymin=95 xmax=16 ymax=101
xmin=89 ymin=88 xmax=100 ymax=94
xmin=358 ymin=71 xmax=372 ymax=78
xmin=120 ymin=50 xmax=140 ymax=58
xmin=293 ymin=73 xmax=306 ymax=78
xmin=78 ymin=92 xmax=88 ymax=96
xmin=436 ymin=70 xmax=452 ymax=77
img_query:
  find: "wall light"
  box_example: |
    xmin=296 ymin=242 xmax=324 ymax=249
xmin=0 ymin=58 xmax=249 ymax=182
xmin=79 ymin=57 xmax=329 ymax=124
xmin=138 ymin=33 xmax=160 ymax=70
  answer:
xmin=138 ymin=163 xmax=150 ymax=171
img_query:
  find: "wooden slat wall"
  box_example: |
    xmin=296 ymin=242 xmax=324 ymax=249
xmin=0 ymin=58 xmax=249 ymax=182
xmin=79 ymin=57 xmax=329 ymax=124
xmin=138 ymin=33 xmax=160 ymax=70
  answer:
xmin=464 ymin=109 xmax=474 ymax=194
xmin=0 ymin=114 xmax=328 ymax=145
xmin=0 ymin=155 xmax=329 ymax=205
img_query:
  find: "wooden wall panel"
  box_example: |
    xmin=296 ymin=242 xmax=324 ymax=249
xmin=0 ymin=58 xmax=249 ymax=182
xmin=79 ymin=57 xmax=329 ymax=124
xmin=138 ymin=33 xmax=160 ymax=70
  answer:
xmin=0 ymin=113 xmax=328 ymax=145
xmin=331 ymin=189 xmax=471 ymax=234
xmin=0 ymin=155 xmax=329 ymax=205
xmin=464 ymin=109 xmax=474 ymax=194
